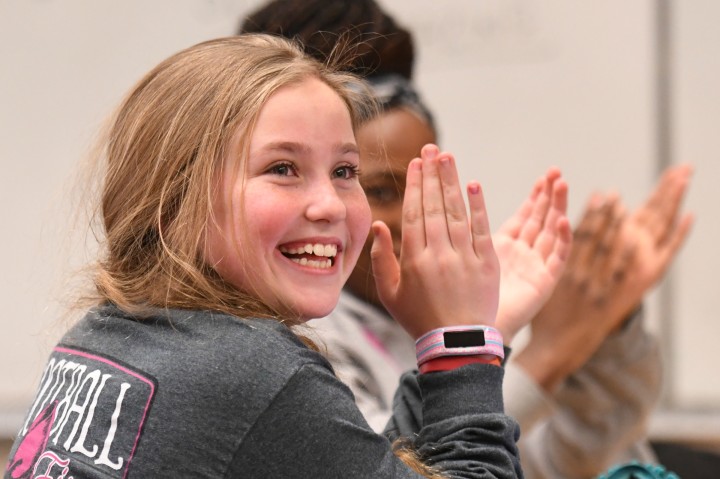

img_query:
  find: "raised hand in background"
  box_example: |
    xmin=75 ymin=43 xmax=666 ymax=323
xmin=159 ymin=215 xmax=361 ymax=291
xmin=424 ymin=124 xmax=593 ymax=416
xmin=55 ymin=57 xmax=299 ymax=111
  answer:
xmin=515 ymin=164 xmax=694 ymax=391
xmin=493 ymin=169 xmax=573 ymax=344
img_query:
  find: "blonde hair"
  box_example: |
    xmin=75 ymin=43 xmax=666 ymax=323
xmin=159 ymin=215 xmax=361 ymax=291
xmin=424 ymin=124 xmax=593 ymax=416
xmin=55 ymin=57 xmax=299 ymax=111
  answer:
xmin=89 ymin=34 xmax=375 ymax=324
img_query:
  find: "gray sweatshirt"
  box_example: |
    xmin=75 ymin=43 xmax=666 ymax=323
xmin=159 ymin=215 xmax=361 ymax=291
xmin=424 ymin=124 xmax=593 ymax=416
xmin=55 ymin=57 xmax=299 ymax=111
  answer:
xmin=5 ymin=305 xmax=522 ymax=478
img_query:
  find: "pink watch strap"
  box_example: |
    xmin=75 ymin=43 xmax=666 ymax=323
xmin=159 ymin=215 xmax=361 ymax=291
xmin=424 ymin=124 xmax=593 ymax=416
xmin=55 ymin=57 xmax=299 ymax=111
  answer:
xmin=415 ymin=325 xmax=504 ymax=366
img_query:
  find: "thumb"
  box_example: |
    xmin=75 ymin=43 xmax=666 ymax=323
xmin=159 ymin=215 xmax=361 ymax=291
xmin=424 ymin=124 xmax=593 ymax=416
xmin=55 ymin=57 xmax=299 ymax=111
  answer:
xmin=370 ymin=221 xmax=400 ymax=305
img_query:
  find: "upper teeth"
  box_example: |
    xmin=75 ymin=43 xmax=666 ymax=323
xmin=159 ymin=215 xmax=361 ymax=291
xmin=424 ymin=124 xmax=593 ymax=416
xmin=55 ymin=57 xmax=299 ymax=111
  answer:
xmin=280 ymin=243 xmax=337 ymax=258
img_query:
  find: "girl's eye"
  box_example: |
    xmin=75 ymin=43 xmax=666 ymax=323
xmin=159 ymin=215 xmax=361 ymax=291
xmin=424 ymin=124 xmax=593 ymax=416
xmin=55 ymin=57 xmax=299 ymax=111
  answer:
xmin=332 ymin=165 xmax=360 ymax=180
xmin=267 ymin=162 xmax=297 ymax=177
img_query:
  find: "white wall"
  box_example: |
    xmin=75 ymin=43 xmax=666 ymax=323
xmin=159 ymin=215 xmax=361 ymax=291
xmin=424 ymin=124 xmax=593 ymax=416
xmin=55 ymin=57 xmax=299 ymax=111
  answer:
xmin=672 ymin=0 xmax=720 ymax=409
xmin=1 ymin=0 xmax=718 ymax=439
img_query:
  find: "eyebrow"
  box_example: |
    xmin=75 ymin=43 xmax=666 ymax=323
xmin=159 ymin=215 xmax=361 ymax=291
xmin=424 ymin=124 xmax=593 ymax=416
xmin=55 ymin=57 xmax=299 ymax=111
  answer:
xmin=255 ymin=141 xmax=360 ymax=157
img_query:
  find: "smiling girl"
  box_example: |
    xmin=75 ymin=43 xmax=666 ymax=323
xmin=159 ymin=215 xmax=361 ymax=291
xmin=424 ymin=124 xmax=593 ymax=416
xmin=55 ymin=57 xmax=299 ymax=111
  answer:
xmin=6 ymin=35 xmax=522 ymax=478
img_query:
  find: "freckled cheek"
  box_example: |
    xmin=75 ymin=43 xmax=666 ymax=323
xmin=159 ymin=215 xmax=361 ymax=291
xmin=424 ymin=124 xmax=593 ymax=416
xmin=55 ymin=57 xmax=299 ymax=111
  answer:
xmin=238 ymin=195 xmax=290 ymax=262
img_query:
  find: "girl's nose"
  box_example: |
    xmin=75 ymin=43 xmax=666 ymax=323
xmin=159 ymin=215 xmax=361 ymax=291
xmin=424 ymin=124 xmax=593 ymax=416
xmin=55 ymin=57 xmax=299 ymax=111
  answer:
xmin=305 ymin=180 xmax=347 ymax=223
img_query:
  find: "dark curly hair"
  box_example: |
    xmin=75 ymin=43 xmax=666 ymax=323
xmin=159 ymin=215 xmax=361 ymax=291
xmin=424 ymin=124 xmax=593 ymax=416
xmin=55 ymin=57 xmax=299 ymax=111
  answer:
xmin=238 ymin=0 xmax=416 ymax=80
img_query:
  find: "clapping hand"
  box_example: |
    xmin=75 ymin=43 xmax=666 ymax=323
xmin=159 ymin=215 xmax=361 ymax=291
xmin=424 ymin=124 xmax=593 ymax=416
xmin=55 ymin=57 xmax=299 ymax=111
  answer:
xmin=493 ymin=169 xmax=572 ymax=344
xmin=516 ymin=164 xmax=693 ymax=390
xmin=371 ymin=144 xmax=500 ymax=339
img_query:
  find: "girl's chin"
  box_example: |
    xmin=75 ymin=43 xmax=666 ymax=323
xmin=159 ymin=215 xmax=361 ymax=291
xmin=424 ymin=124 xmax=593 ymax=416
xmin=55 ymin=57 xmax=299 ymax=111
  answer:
xmin=267 ymin=293 xmax=339 ymax=322
xmin=296 ymin=305 xmax=337 ymax=321
xmin=294 ymin=298 xmax=340 ymax=322
xmin=248 ymin=276 xmax=343 ymax=320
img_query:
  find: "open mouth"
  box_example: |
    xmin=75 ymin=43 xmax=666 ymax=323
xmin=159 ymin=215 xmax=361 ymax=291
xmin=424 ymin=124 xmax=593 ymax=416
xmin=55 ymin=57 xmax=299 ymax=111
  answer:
xmin=279 ymin=243 xmax=338 ymax=269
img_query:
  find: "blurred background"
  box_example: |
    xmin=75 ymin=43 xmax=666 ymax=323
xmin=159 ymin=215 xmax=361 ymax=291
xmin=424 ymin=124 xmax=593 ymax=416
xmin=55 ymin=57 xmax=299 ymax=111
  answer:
xmin=1 ymin=0 xmax=718 ymax=470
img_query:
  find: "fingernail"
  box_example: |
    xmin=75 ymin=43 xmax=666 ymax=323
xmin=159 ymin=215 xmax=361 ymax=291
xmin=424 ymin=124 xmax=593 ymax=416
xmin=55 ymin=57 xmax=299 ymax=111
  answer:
xmin=423 ymin=144 xmax=439 ymax=159
xmin=468 ymin=182 xmax=480 ymax=194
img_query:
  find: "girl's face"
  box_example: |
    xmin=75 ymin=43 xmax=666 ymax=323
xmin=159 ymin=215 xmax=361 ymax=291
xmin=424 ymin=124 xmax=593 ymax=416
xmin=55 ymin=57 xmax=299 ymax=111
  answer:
xmin=206 ymin=77 xmax=371 ymax=320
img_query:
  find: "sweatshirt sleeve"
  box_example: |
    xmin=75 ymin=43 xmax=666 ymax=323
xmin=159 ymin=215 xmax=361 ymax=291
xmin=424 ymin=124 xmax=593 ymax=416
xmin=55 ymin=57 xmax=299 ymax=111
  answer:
xmin=414 ymin=365 xmax=523 ymax=478
xmin=516 ymin=309 xmax=662 ymax=479
xmin=231 ymin=361 xmax=522 ymax=478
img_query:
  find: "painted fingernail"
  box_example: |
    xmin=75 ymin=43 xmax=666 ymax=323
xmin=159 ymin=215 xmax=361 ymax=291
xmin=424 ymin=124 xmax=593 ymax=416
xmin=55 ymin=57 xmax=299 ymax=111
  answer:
xmin=468 ymin=182 xmax=480 ymax=194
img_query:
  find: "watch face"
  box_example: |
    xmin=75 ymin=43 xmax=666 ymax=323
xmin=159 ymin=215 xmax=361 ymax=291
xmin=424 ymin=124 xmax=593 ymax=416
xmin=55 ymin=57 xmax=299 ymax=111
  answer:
xmin=443 ymin=330 xmax=486 ymax=348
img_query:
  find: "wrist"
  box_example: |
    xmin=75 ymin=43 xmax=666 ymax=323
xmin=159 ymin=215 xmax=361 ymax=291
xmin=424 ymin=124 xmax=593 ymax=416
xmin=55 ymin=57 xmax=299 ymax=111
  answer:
xmin=515 ymin=335 xmax=600 ymax=392
xmin=515 ymin=324 xmax=611 ymax=392
xmin=514 ymin=342 xmax=571 ymax=392
xmin=494 ymin=315 xmax=518 ymax=346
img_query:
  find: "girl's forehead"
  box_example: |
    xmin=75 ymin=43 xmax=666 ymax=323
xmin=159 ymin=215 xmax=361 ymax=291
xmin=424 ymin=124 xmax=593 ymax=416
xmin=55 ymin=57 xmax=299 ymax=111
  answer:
xmin=249 ymin=79 xmax=355 ymax=146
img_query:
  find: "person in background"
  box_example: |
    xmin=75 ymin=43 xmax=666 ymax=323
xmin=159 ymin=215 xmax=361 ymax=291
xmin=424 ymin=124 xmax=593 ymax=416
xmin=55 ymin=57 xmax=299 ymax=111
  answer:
xmin=240 ymin=1 xmax=695 ymax=478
